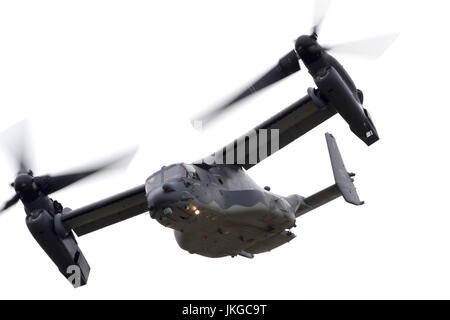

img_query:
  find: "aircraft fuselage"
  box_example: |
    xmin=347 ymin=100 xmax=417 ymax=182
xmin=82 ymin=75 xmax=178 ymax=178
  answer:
xmin=145 ymin=163 xmax=301 ymax=258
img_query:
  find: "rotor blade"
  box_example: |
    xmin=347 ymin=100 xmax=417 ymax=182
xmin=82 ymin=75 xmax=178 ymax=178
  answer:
xmin=194 ymin=50 xmax=300 ymax=127
xmin=0 ymin=120 xmax=33 ymax=173
xmin=325 ymin=34 xmax=399 ymax=59
xmin=0 ymin=194 xmax=20 ymax=213
xmin=312 ymin=0 xmax=332 ymax=36
xmin=34 ymin=147 xmax=138 ymax=195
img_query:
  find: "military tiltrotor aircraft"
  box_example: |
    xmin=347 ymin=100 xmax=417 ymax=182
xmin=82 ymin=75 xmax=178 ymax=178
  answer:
xmin=0 ymin=1 xmax=396 ymax=287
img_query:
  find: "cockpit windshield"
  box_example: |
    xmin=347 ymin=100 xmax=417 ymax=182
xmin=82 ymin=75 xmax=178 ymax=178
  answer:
xmin=146 ymin=164 xmax=198 ymax=192
xmin=163 ymin=165 xmax=187 ymax=181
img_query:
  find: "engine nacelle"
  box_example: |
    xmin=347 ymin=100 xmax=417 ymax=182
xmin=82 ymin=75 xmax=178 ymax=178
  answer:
xmin=313 ymin=66 xmax=379 ymax=146
xmin=26 ymin=209 xmax=90 ymax=287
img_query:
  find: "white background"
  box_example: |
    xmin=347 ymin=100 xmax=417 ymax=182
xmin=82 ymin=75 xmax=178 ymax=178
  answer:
xmin=0 ymin=0 xmax=448 ymax=299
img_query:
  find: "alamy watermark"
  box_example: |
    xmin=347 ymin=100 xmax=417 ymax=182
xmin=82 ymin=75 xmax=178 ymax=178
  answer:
xmin=192 ymin=120 xmax=280 ymax=166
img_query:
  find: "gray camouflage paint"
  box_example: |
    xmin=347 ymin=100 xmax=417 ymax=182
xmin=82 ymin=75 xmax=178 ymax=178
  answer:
xmin=146 ymin=164 xmax=303 ymax=258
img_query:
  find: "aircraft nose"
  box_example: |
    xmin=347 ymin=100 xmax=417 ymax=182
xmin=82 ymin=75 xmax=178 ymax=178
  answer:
xmin=162 ymin=182 xmax=175 ymax=193
xmin=147 ymin=186 xmax=181 ymax=219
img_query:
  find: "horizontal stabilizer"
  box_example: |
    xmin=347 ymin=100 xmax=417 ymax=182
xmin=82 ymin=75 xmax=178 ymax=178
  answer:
xmin=296 ymin=133 xmax=363 ymax=217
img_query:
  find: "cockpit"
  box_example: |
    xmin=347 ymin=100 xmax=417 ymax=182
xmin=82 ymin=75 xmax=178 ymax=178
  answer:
xmin=145 ymin=163 xmax=199 ymax=193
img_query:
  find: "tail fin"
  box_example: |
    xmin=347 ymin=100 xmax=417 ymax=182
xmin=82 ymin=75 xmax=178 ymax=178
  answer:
xmin=295 ymin=133 xmax=363 ymax=217
xmin=326 ymin=133 xmax=364 ymax=206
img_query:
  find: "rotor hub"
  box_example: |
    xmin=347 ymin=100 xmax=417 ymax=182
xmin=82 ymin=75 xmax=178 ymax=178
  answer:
xmin=294 ymin=35 xmax=323 ymax=64
xmin=13 ymin=173 xmax=38 ymax=199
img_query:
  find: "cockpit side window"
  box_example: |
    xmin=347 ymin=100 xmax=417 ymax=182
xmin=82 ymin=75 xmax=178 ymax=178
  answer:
xmin=145 ymin=172 xmax=162 ymax=192
xmin=183 ymin=164 xmax=200 ymax=180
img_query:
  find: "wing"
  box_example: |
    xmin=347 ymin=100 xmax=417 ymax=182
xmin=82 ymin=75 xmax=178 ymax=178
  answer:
xmin=200 ymin=89 xmax=337 ymax=169
xmin=61 ymin=185 xmax=148 ymax=236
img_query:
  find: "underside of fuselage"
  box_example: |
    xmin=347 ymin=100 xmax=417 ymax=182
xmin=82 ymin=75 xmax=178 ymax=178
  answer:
xmin=145 ymin=163 xmax=301 ymax=258
xmin=173 ymin=202 xmax=296 ymax=258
